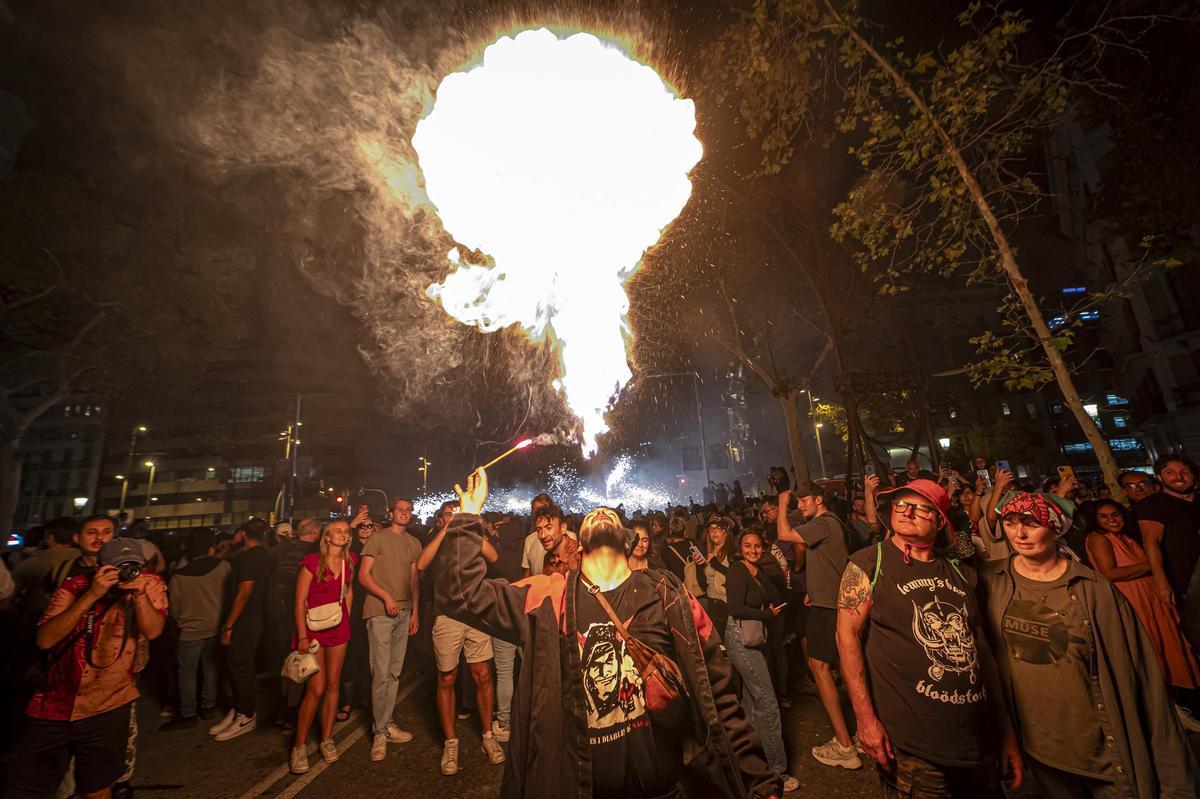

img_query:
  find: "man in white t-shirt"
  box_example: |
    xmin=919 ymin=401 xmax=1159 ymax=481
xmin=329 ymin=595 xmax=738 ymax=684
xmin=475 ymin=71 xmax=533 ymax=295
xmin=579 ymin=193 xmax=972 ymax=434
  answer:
xmin=520 ymin=493 xmax=576 ymax=577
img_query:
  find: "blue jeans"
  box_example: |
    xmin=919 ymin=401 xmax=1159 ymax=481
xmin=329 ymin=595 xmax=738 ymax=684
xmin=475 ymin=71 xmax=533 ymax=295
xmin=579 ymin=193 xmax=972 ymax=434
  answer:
xmin=176 ymin=636 xmax=218 ymax=719
xmin=725 ymin=618 xmax=786 ymax=775
xmin=492 ymin=638 xmax=518 ymax=728
xmin=367 ymin=610 xmax=412 ymax=734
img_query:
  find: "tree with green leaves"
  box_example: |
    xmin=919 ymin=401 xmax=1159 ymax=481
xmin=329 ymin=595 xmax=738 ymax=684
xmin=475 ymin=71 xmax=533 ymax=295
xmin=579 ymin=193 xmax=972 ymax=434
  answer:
xmin=712 ymin=0 xmax=1160 ymax=498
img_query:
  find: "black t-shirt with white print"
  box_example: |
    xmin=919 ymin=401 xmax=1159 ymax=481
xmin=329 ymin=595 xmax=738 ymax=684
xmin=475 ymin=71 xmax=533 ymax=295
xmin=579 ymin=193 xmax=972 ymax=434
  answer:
xmin=849 ymin=540 xmax=993 ymax=767
xmin=574 ymin=570 xmax=683 ymax=799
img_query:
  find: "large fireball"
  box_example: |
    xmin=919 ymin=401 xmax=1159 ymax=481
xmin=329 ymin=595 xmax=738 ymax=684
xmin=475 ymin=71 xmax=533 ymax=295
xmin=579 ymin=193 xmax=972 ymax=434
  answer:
xmin=414 ymin=28 xmax=702 ymax=455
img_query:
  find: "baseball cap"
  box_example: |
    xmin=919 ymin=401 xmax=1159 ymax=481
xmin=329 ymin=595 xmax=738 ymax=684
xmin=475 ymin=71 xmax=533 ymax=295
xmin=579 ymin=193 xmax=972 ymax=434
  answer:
xmin=275 ymin=522 xmax=294 ymax=539
xmin=99 ymin=537 xmax=147 ymax=567
xmin=793 ymin=482 xmax=826 ymax=499
xmin=876 ymin=479 xmax=952 ymax=531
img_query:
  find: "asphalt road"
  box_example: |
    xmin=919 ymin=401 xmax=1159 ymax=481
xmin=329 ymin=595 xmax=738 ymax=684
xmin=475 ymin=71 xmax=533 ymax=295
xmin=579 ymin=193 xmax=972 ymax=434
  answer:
xmin=129 ymin=667 xmax=881 ymax=799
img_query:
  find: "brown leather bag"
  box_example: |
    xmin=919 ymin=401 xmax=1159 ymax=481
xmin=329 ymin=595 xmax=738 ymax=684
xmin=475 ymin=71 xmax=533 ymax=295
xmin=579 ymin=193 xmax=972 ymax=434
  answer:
xmin=584 ymin=577 xmax=689 ymax=728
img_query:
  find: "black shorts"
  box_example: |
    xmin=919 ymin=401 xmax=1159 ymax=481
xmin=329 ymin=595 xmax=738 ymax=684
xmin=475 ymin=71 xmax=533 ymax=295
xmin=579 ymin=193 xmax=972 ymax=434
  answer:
xmin=806 ymin=605 xmax=839 ymax=665
xmin=6 ymin=703 xmax=132 ymax=798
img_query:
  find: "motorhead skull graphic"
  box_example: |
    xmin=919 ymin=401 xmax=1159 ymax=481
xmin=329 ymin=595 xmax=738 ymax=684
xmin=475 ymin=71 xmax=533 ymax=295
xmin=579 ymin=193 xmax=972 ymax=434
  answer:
xmin=912 ymin=597 xmax=978 ymax=683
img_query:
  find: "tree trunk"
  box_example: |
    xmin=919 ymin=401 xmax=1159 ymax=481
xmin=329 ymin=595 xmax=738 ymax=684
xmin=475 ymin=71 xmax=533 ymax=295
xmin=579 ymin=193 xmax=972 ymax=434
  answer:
xmin=0 ymin=440 xmax=23 ymax=536
xmin=829 ymin=5 xmax=1127 ymax=502
xmin=780 ymin=388 xmax=813 ymax=486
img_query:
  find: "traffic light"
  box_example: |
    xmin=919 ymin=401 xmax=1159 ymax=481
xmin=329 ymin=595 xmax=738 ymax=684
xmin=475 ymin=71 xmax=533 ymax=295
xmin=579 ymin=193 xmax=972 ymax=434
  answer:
xmin=334 ymin=494 xmax=345 ymax=505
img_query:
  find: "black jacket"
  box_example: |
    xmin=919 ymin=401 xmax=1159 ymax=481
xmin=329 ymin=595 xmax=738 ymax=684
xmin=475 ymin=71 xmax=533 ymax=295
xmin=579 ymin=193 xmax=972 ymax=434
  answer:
xmin=435 ymin=516 xmax=781 ymax=799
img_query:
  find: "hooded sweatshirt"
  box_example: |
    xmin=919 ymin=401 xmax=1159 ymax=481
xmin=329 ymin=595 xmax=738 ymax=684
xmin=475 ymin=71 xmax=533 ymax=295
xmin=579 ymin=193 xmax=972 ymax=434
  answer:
xmin=169 ymin=556 xmax=232 ymax=640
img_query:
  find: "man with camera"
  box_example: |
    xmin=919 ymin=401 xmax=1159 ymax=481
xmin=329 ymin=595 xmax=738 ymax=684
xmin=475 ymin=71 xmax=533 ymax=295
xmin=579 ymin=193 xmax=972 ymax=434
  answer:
xmin=7 ymin=535 xmax=167 ymax=799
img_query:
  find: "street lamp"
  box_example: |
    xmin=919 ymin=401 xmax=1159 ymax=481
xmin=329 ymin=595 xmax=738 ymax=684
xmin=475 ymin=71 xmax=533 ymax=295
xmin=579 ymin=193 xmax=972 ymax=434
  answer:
xmin=417 ymin=456 xmax=432 ymax=494
xmin=806 ymin=390 xmax=827 ymax=480
xmin=144 ymin=460 xmax=156 ymax=519
xmin=118 ymin=424 xmax=148 ymax=515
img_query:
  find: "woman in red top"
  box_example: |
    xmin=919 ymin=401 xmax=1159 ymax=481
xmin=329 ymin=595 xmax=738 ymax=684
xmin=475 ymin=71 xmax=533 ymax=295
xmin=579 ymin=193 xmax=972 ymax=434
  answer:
xmin=290 ymin=519 xmax=358 ymax=774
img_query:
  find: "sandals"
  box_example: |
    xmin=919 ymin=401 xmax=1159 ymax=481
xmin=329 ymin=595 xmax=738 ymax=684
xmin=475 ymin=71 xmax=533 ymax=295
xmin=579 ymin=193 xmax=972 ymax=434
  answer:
xmin=336 ymin=706 xmax=351 ymax=722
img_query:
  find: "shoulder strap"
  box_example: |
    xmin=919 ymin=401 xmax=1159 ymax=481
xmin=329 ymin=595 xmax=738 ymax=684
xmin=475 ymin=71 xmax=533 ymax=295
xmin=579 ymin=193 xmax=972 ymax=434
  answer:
xmin=50 ymin=556 xmax=79 ymax=588
xmin=580 ymin=575 xmax=634 ymax=644
xmin=946 ymin=558 xmax=966 ymax=584
xmin=871 ymin=540 xmax=884 ymax=593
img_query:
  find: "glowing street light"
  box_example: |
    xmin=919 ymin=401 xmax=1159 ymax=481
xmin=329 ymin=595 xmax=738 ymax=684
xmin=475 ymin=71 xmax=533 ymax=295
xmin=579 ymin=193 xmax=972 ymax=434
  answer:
xmin=118 ymin=424 xmax=149 ymax=515
xmin=144 ymin=460 xmax=157 ymax=518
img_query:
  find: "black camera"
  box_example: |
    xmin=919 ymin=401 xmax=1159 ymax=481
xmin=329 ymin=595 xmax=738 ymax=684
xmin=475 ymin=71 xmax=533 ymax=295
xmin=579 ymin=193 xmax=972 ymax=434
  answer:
xmin=116 ymin=562 xmax=143 ymax=583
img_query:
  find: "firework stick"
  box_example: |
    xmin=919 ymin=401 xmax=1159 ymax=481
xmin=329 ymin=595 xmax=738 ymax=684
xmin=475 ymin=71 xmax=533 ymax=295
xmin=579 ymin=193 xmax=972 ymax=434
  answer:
xmin=478 ymin=438 xmax=534 ymax=472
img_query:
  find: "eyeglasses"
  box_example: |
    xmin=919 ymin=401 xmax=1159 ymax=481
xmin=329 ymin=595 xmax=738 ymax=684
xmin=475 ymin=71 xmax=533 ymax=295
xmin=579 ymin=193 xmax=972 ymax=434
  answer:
xmin=892 ymin=499 xmax=937 ymax=519
xmin=358 ymin=524 xmax=377 ymax=530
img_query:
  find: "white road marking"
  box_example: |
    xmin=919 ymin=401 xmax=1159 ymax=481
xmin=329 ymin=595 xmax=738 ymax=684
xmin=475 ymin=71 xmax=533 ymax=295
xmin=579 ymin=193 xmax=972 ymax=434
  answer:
xmin=235 ymin=672 xmax=426 ymax=799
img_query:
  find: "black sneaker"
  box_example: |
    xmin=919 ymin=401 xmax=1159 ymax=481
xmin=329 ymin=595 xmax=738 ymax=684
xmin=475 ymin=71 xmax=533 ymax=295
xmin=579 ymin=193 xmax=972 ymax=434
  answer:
xmin=199 ymin=707 xmax=217 ymax=721
xmin=160 ymin=715 xmax=198 ymax=732
xmin=112 ymin=780 xmax=135 ymax=799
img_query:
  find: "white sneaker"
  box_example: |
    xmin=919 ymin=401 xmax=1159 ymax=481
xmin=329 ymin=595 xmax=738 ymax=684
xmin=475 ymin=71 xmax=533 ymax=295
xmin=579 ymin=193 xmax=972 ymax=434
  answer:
xmin=208 ymin=709 xmax=236 ymax=736
xmin=1177 ymin=705 xmax=1200 ymax=733
xmin=290 ymin=746 xmax=310 ymax=774
xmin=481 ymin=732 xmax=505 ymax=765
xmin=370 ymin=732 xmax=387 ymax=762
xmin=441 ymin=738 xmax=459 ymax=776
xmin=385 ymin=722 xmax=413 ymax=743
xmin=319 ymin=738 xmax=338 ymax=763
xmin=811 ymin=736 xmax=863 ymax=769
xmin=782 ymin=773 xmax=800 ymax=793
xmin=491 ymin=720 xmax=510 ymax=743
xmin=214 ymin=713 xmax=257 ymax=741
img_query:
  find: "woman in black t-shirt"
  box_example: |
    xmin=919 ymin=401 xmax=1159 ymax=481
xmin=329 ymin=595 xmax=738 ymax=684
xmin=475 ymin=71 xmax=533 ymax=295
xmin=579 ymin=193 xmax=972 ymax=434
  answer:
xmin=723 ymin=530 xmax=797 ymax=793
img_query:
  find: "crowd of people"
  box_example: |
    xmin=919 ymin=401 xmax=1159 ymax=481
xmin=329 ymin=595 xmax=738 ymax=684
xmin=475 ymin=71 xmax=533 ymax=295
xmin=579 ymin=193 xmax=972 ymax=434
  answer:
xmin=1 ymin=452 xmax=1199 ymax=798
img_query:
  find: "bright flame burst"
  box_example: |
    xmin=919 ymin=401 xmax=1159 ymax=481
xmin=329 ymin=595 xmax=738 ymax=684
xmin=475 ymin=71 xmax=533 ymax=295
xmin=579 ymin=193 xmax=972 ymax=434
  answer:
xmin=414 ymin=28 xmax=702 ymax=456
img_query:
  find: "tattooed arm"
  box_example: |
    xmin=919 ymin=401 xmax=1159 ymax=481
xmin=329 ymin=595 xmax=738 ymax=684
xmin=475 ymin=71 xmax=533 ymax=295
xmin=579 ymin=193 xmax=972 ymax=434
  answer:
xmin=836 ymin=562 xmax=892 ymax=770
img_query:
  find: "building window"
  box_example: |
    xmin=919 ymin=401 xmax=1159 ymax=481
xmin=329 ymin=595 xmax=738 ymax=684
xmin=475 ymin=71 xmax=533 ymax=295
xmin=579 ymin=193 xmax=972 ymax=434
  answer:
xmin=708 ymin=445 xmax=730 ymax=470
xmin=1109 ymin=437 xmax=1143 ymax=451
xmin=1001 ymin=402 xmax=1012 ymax=416
xmin=681 ymin=448 xmax=703 ymax=472
xmin=1114 ymin=415 xmax=1129 ymax=429
xmin=1025 ymin=402 xmax=1037 ymax=419
xmin=949 ymin=408 xmax=958 ymax=420
xmin=1079 ymin=310 xmax=1100 ymax=321
xmin=1049 ymin=315 xmax=1067 ymax=329
xmin=1062 ymin=286 xmax=1087 ymax=294
xmin=1052 ymin=403 xmax=1064 ymax=414
xmin=230 ymin=466 xmax=265 ymax=483
xmin=1062 ymin=442 xmax=1093 ymax=454
xmin=1106 ymin=393 xmax=1130 ymax=406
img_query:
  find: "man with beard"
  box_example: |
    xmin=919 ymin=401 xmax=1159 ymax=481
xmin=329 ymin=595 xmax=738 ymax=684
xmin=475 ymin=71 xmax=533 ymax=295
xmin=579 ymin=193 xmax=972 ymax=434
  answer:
xmin=1138 ymin=455 xmax=1200 ymax=608
xmin=434 ymin=469 xmax=781 ymax=799
xmin=535 ymin=505 xmax=580 ymax=577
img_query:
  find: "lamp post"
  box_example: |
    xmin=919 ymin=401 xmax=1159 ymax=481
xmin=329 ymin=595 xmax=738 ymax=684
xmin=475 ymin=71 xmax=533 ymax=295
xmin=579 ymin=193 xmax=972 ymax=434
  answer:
xmin=285 ymin=393 xmax=333 ymax=520
xmin=804 ymin=388 xmax=827 ymax=480
xmin=118 ymin=425 xmax=147 ymax=514
xmin=143 ymin=460 xmax=156 ymax=519
xmin=417 ymin=456 xmax=432 ymax=494
xmin=643 ymin=372 xmax=711 ymax=492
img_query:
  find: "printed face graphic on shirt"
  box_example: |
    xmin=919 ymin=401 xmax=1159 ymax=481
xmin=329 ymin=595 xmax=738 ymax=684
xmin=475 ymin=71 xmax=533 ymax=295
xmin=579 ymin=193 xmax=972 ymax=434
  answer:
xmin=912 ymin=596 xmax=978 ymax=683
xmin=579 ymin=622 xmax=646 ymax=734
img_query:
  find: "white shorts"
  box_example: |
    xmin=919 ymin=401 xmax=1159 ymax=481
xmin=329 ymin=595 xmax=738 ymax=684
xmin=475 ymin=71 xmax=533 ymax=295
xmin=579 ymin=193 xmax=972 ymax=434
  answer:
xmin=431 ymin=615 xmax=494 ymax=673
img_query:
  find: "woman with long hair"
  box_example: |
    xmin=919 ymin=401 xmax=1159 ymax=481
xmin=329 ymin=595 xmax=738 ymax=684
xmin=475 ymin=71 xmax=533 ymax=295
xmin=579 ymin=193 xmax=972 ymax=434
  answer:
xmin=337 ymin=515 xmax=377 ymax=722
xmin=699 ymin=517 xmax=735 ymax=633
xmin=1085 ymin=499 xmax=1200 ymax=730
xmin=724 ymin=530 xmax=795 ymax=791
xmin=980 ymin=492 xmax=1197 ymax=796
xmin=290 ymin=519 xmax=359 ymax=774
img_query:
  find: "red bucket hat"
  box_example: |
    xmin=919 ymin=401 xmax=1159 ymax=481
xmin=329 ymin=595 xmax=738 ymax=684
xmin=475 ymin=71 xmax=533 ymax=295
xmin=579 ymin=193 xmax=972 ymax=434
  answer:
xmin=875 ymin=478 xmax=952 ymax=531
